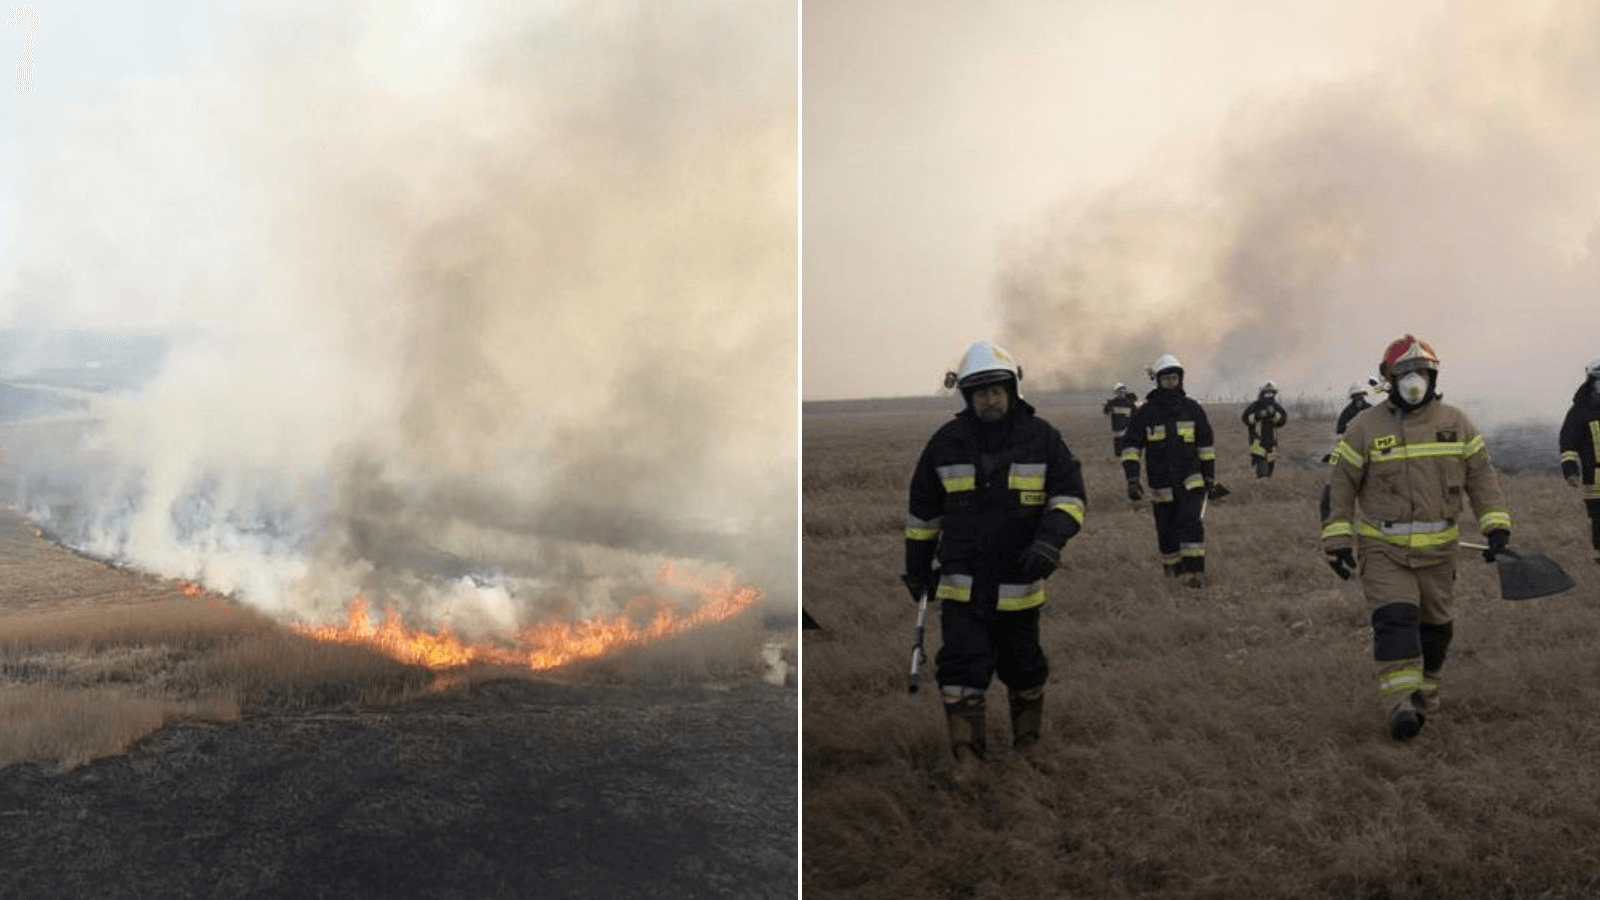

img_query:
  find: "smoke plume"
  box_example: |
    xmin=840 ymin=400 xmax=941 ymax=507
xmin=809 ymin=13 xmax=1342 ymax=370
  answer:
xmin=998 ymin=0 xmax=1600 ymax=420
xmin=0 ymin=1 xmax=797 ymax=633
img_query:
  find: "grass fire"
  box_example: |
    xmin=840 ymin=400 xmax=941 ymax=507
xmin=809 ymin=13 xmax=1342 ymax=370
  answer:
xmin=294 ymin=563 xmax=763 ymax=674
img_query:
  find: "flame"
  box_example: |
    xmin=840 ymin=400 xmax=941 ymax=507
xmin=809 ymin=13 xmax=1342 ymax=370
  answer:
xmin=179 ymin=580 xmax=203 ymax=598
xmin=290 ymin=561 xmax=763 ymax=674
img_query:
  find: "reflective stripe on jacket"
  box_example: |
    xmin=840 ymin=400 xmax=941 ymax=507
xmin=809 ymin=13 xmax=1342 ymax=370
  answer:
xmin=1321 ymin=399 xmax=1511 ymax=566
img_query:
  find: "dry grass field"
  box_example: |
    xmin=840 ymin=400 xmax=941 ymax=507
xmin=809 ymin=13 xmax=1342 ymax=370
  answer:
xmin=802 ymin=391 xmax=1600 ymax=899
xmin=0 ymin=509 xmax=797 ymax=897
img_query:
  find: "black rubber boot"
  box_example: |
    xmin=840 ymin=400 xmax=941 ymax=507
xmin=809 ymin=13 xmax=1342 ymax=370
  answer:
xmin=943 ymin=694 xmax=986 ymax=785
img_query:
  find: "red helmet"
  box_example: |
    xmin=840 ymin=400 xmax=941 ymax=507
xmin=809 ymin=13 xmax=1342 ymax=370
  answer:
xmin=1380 ymin=334 xmax=1440 ymax=381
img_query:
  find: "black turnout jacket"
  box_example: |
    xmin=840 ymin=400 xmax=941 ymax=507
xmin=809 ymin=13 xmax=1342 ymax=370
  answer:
xmin=1120 ymin=387 xmax=1216 ymax=501
xmin=904 ymin=400 xmax=1085 ymax=612
xmin=1560 ymin=381 xmax=1600 ymax=498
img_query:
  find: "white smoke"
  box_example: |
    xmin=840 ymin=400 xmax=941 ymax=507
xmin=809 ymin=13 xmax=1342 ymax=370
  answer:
xmin=0 ymin=1 xmax=797 ymax=633
xmin=998 ymin=0 xmax=1600 ymax=424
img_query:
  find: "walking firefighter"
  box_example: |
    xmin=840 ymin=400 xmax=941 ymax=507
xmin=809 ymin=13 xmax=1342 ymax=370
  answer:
xmin=1121 ymin=353 xmax=1217 ymax=588
xmin=1320 ymin=380 xmax=1381 ymax=520
xmin=903 ymin=340 xmax=1086 ymax=782
xmin=1241 ymin=381 xmax=1289 ymax=478
xmin=1102 ymin=382 xmax=1140 ymax=457
xmin=1321 ymin=334 xmax=1513 ymax=742
xmin=1337 ymin=380 xmax=1377 ymax=436
xmin=1559 ymin=355 xmax=1600 ymax=565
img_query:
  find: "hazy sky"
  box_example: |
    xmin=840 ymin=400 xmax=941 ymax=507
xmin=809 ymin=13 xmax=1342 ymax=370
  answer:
xmin=803 ymin=0 xmax=1600 ymax=419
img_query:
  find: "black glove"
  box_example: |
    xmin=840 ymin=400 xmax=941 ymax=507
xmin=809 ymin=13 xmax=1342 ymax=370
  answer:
xmin=901 ymin=571 xmax=933 ymax=603
xmin=1567 ymin=474 xmax=1582 ymax=489
xmin=1017 ymin=540 xmax=1060 ymax=582
xmin=1326 ymin=548 xmax=1355 ymax=580
xmin=1126 ymin=479 xmax=1144 ymax=501
xmin=1483 ymin=530 xmax=1511 ymax=563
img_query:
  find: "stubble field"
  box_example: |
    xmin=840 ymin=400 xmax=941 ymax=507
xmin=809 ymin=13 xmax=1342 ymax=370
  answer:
xmin=802 ymin=391 xmax=1600 ymax=899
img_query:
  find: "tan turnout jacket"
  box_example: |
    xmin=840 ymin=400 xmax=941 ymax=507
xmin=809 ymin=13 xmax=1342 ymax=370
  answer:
xmin=1322 ymin=398 xmax=1512 ymax=567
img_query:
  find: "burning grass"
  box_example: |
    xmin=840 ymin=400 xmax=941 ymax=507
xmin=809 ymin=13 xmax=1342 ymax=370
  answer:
xmin=803 ymin=391 xmax=1600 ymax=898
xmin=0 ymin=511 xmax=785 ymax=772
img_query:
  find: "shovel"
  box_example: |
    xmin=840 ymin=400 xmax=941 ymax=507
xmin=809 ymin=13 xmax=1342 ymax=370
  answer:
xmin=1460 ymin=542 xmax=1576 ymax=600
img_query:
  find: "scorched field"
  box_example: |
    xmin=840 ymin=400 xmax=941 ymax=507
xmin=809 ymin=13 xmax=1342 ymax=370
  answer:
xmin=802 ymin=391 xmax=1600 ymax=899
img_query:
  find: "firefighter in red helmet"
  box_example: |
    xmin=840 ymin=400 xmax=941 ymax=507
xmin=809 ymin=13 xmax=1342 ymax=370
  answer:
xmin=1321 ymin=335 xmax=1512 ymax=741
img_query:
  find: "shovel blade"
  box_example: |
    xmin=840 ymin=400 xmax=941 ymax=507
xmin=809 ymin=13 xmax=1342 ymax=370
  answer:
xmin=1496 ymin=550 xmax=1575 ymax=601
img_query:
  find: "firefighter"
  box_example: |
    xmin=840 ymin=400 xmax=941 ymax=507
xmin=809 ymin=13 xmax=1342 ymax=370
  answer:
xmin=1336 ymin=381 xmax=1374 ymax=436
xmin=903 ymin=340 xmax=1086 ymax=782
xmin=1102 ymin=382 xmax=1140 ymax=457
xmin=1558 ymin=355 xmax=1600 ymax=565
xmin=1241 ymin=382 xmax=1289 ymax=478
xmin=1322 ymin=334 xmax=1512 ymax=741
xmin=1321 ymin=381 xmax=1378 ymax=519
xmin=1121 ymin=353 xmax=1216 ymax=588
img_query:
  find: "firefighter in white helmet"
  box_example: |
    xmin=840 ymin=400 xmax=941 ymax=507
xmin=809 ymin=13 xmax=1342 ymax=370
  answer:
xmin=1120 ymin=353 xmax=1217 ymax=587
xmin=1336 ymin=381 xmax=1375 ymax=437
xmin=1322 ymin=334 xmax=1512 ymax=741
xmin=1321 ymin=380 xmax=1380 ymax=519
xmin=1102 ymin=382 xmax=1141 ymax=458
xmin=903 ymin=340 xmax=1086 ymax=782
xmin=1241 ymin=381 xmax=1289 ymax=478
xmin=1558 ymin=355 xmax=1600 ymax=564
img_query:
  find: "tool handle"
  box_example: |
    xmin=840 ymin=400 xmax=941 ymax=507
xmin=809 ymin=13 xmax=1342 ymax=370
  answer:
xmin=907 ymin=593 xmax=928 ymax=693
xmin=1460 ymin=541 xmax=1519 ymax=559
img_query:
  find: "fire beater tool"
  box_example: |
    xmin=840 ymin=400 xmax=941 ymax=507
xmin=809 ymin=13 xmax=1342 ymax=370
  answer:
xmin=1459 ymin=542 xmax=1575 ymax=601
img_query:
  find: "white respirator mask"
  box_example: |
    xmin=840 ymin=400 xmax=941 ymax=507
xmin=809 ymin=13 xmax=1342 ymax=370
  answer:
xmin=1396 ymin=372 xmax=1430 ymax=405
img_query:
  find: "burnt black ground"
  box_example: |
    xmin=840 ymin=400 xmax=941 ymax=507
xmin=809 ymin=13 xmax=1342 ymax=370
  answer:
xmin=0 ymin=675 xmax=797 ymax=899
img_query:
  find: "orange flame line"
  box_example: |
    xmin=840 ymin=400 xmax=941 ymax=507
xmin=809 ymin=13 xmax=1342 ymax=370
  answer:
xmin=290 ymin=561 xmax=763 ymax=673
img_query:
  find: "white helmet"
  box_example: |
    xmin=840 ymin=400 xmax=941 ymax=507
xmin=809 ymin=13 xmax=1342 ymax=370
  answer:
xmin=943 ymin=340 xmax=1022 ymax=394
xmin=1112 ymin=381 xmax=1127 ymax=393
xmin=1347 ymin=381 xmax=1368 ymax=398
xmin=1260 ymin=381 xmax=1278 ymax=395
xmin=1147 ymin=353 xmax=1183 ymax=381
xmin=1586 ymin=355 xmax=1600 ymax=378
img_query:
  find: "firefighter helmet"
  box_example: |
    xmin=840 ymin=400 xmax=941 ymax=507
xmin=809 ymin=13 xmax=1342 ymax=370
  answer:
xmin=943 ymin=340 xmax=1023 ymax=393
xmin=1347 ymin=381 xmax=1368 ymax=398
xmin=1113 ymin=381 xmax=1127 ymax=392
xmin=1380 ymin=334 xmax=1440 ymax=381
xmin=1586 ymin=356 xmax=1600 ymax=378
xmin=1260 ymin=381 xmax=1278 ymax=395
xmin=1147 ymin=353 xmax=1183 ymax=381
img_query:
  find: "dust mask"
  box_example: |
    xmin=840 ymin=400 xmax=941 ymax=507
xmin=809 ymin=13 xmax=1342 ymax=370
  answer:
xmin=1397 ymin=372 xmax=1429 ymax=405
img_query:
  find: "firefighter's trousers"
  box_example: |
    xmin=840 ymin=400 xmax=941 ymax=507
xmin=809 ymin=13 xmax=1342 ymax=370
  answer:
xmin=1249 ymin=434 xmax=1277 ymax=478
xmin=935 ymin=600 xmax=1048 ymax=694
xmin=1586 ymin=499 xmax=1600 ymax=561
xmin=1151 ymin=488 xmax=1205 ymax=574
xmin=1360 ymin=549 xmax=1456 ymax=714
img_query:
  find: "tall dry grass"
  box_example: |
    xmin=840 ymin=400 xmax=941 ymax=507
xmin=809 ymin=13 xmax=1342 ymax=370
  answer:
xmin=802 ymin=392 xmax=1600 ymax=898
xmin=0 ymin=597 xmax=433 ymax=771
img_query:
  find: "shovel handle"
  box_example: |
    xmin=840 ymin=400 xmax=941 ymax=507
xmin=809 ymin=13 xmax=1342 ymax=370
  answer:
xmin=1460 ymin=541 xmax=1519 ymax=560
